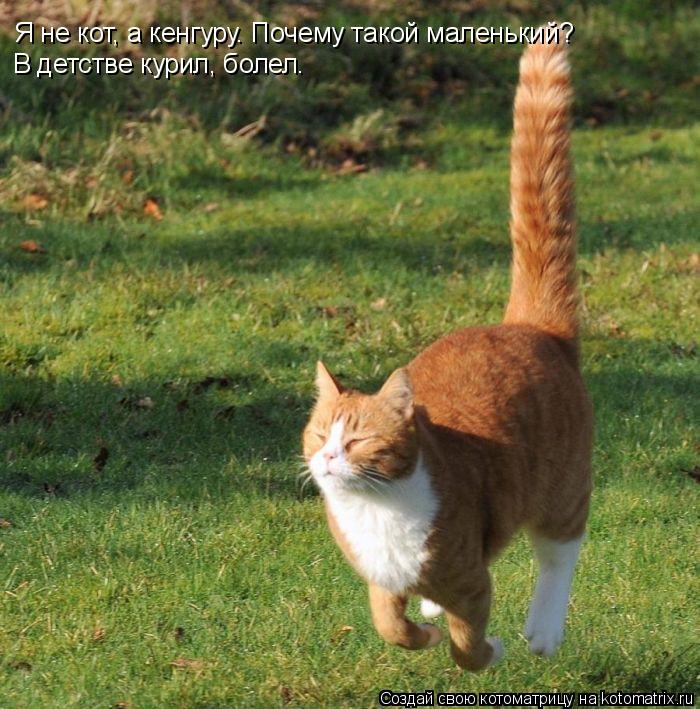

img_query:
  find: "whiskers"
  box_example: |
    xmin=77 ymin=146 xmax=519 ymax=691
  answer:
xmin=295 ymin=456 xmax=315 ymax=497
xmin=357 ymin=464 xmax=392 ymax=495
xmin=293 ymin=455 xmax=392 ymax=498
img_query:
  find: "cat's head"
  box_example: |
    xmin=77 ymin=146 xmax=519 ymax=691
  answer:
xmin=303 ymin=361 xmax=418 ymax=495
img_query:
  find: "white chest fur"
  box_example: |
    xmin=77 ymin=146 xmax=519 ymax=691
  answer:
xmin=325 ymin=459 xmax=439 ymax=594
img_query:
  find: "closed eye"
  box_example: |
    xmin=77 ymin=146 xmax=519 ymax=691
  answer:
xmin=345 ymin=436 xmax=373 ymax=452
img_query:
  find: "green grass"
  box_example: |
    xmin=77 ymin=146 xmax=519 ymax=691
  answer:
xmin=1 ymin=2 xmax=699 ymax=705
xmin=1 ymin=120 xmax=697 ymax=705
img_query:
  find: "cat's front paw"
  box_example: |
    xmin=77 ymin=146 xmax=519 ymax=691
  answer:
xmin=524 ymin=621 xmax=563 ymax=656
xmin=450 ymin=636 xmax=504 ymax=671
xmin=418 ymin=623 xmax=442 ymax=648
xmin=486 ymin=636 xmax=505 ymax=666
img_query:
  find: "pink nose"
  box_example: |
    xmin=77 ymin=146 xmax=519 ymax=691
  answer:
xmin=323 ymin=449 xmax=338 ymax=462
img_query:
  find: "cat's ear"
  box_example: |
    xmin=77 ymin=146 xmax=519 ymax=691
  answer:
xmin=315 ymin=361 xmax=343 ymax=400
xmin=378 ymin=367 xmax=414 ymax=420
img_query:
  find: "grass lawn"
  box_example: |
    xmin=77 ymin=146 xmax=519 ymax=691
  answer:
xmin=1 ymin=118 xmax=698 ymax=705
xmin=0 ymin=2 xmax=699 ymax=703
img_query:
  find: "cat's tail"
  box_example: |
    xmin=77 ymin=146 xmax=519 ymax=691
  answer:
xmin=503 ymin=39 xmax=578 ymax=356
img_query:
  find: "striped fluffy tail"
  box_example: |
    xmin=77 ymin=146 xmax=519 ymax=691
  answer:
xmin=504 ymin=40 xmax=578 ymax=353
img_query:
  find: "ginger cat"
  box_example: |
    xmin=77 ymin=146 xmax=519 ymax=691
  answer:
xmin=303 ymin=40 xmax=592 ymax=671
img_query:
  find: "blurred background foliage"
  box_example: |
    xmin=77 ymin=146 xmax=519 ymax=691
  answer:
xmin=0 ymin=0 xmax=697 ymax=218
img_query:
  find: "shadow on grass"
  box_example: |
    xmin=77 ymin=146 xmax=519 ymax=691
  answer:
xmin=156 ymin=224 xmax=511 ymax=274
xmin=0 ymin=365 xmax=315 ymax=504
xmin=579 ymin=210 xmax=699 ymax=255
xmin=0 ymin=336 xmax=696 ymax=505
xmin=0 ymin=215 xmax=512 ymax=281
xmin=172 ymin=168 xmax=323 ymax=201
xmin=156 ymin=211 xmax=697 ymax=274
xmin=4 ymin=208 xmax=697 ymax=293
xmin=583 ymin=641 xmax=699 ymax=693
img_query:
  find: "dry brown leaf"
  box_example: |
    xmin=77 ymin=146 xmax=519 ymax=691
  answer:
xmin=331 ymin=623 xmax=355 ymax=643
xmin=322 ymin=305 xmax=339 ymax=318
xmin=92 ymin=627 xmax=106 ymax=642
xmin=19 ymin=240 xmax=47 ymax=254
xmin=121 ymin=170 xmax=135 ymax=186
xmin=678 ymin=253 xmax=699 ymax=274
xmin=202 ymin=202 xmax=219 ymax=213
xmin=608 ymin=320 xmax=625 ymax=337
xmin=111 ymin=374 xmax=123 ymax=386
xmin=335 ymin=158 xmax=367 ymax=176
xmin=143 ymin=198 xmax=163 ymax=220
xmin=22 ymin=193 xmax=48 ymax=211
xmin=93 ymin=447 xmax=109 ymax=472
xmin=280 ymin=686 xmax=293 ymax=703
xmin=682 ymin=466 xmax=700 ymax=484
xmin=0 ymin=518 xmax=12 ymax=528
xmin=371 ymin=298 xmax=387 ymax=311
xmin=170 ymin=657 xmax=206 ymax=672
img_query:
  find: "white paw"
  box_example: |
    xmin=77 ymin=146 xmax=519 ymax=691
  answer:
xmin=525 ymin=621 xmax=563 ymax=656
xmin=524 ymin=611 xmax=537 ymax=640
xmin=486 ymin=636 xmax=505 ymax=666
xmin=419 ymin=623 xmax=443 ymax=648
xmin=420 ymin=598 xmax=444 ymax=618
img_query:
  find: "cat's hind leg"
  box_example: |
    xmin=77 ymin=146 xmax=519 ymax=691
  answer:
xmin=420 ymin=598 xmax=444 ymax=618
xmin=525 ymin=533 xmax=583 ymax=656
xmin=369 ymin=584 xmax=442 ymax=650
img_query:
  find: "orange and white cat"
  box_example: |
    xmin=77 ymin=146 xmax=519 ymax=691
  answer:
xmin=303 ymin=39 xmax=592 ymax=671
